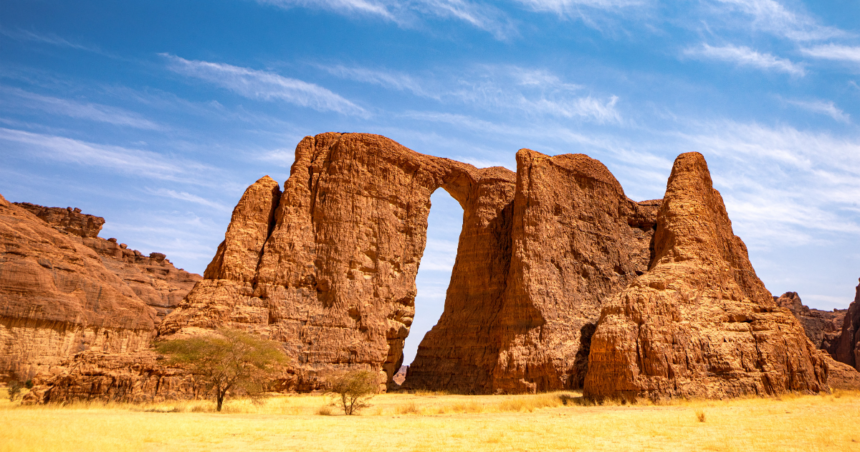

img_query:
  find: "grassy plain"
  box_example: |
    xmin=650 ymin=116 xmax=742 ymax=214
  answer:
xmin=1 ymin=388 xmax=859 ymax=452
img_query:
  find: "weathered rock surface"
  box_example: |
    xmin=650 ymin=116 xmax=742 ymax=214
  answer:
xmin=0 ymin=198 xmax=156 ymax=380
xmin=24 ymin=350 xmax=196 ymax=404
xmin=405 ymin=150 xmax=659 ymax=393
xmin=835 ymin=280 xmax=860 ymax=371
xmin=161 ymin=133 xmax=494 ymax=391
xmin=583 ymin=153 xmax=829 ymax=400
xmin=14 ymin=203 xmax=105 ymax=238
xmin=775 ymin=292 xmax=846 ymax=355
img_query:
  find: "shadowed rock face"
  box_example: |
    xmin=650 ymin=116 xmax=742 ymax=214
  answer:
xmin=583 ymin=153 xmax=829 ymax=400
xmin=775 ymin=292 xmax=846 ymax=356
xmin=835 ymin=281 xmax=860 ymax=371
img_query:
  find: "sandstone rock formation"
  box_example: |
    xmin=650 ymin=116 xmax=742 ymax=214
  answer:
xmin=0 ymin=196 xmax=156 ymax=380
xmin=405 ymin=150 xmax=659 ymax=393
xmin=160 ymin=134 xmax=498 ymax=390
xmin=775 ymin=292 xmax=846 ymax=355
xmin=14 ymin=203 xmax=105 ymax=238
xmin=0 ymin=196 xmax=200 ymax=383
xmin=19 ymin=133 xmax=850 ymax=402
xmin=583 ymin=153 xmax=829 ymax=400
xmin=835 ymin=280 xmax=860 ymax=371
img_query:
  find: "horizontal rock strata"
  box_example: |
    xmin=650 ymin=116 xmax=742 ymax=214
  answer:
xmin=0 ymin=195 xmax=199 ymax=386
xmin=583 ymin=153 xmax=830 ymax=400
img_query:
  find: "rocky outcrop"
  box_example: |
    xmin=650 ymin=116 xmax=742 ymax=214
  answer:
xmin=775 ymin=292 xmax=846 ymax=355
xmin=835 ymin=280 xmax=860 ymax=371
xmin=583 ymin=153 xmax=829 ymax=400
xmin=14 ymin=203 xmax=105 ymax=238
xmin=160 ymin=134 xmax=494 ymax=390
xmin=405 ymin=150 xmax=659 ymax=393
xmin=21 ymin=134 xmax=849 ymax=401
xmin=0 ymin=197 xmax=156 ymax=381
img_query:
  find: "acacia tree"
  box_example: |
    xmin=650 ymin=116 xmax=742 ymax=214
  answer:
xmin=327 ymin=370 xmax=380 ymax=415
xmin=156 ymin=328 xmax=288 ymax=412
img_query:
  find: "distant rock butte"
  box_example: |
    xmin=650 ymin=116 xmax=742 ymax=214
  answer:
xmin=0 ymin=195 xmax=199 ymax=382
xmin=583 ymin=153 xmax=831 ymax=400
xmin=835 ymin=280 xmax=860 ymax=372
xmin=775 ymin=292 xmax=846 ymax=356
xmin=16 ymin=134 xmax=860 ymax=401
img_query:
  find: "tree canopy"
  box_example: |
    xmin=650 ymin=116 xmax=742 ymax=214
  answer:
xmin=156 ymin=328 xmax=288 ymax=411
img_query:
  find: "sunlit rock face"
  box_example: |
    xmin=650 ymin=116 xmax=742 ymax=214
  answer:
xmin=584 ymin=153 xmax=831 ymax=400
xmin=22 ymin=133 xmax=856 ymax=401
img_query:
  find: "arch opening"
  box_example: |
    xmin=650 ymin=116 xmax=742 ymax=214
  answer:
xmin=396 ymin=189 xmax=463 ymax=383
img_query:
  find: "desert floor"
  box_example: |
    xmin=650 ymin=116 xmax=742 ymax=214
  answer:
xmin=1 ymin=389 xmax=859 ymax=451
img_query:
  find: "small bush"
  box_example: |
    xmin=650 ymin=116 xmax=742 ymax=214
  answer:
xmin=696 ymin=410 xmax=706 ymax=423
xmin=316 ymin=405 xmax=333 ymax=416
xmin=326 ymin=370 xmax=379 ymax=415
xmin=7 ymin=381 xmax=25 ymax=402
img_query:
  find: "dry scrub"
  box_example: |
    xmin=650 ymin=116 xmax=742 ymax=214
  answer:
xmin=2 ymin=387 xmax=859 ymax=451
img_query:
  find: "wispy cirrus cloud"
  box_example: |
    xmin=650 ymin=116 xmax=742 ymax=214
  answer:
xmin=256 ymin=0 xmax=516 ymax=40
xmin=683 ymin=43 xmax=805 ymax=76
xmin=706 ymin=0 xmax=848 ymax=42
xmin=0 ymin=127 xmax=212 ymax=183
xmin=0 ymin=87 xmax=162 ymax=130
xmin=162 ymin=54 xmax=366 ymax=116
xmin=783 ymin=98 xmax=850 ymax=123
xmin=318 ymin=65 xmax=434 ymax=98
xmin=800 ymin=44 xmax=860 ymax=64
xmin=0 ymin=27 xmax=106 ymax=54
xmin=145 ymin=188 xmax=231 ymax=211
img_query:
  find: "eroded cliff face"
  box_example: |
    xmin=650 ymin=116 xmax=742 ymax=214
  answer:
xmin=775 ymin=292 xmax=846 ymax=356
xmin=835 ymin=281 xmax=860 ymax=371
xmin=583 ymin=153 xmax=829 ymax=400
xmin=405 ymin=150 xmax=659 ymax=393
xmin=160 ymin=133 xmax=494 ymax=389
xmin=0 ymin=196 xmax=157 ymax=380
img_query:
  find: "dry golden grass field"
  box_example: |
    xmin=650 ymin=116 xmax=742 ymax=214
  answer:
xmin=2 ymin=388 xmax=859 ymax=452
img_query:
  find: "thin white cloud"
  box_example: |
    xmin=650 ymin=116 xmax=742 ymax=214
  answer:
xmin=801 ymin=44 xmax=860 ymax=64
xmin=516 ymin=0 xmax=647 ymax=15
xmin=784 ymin=98 xmax=850 ymax=123
xmin=0 ymin=87 xmax=162 ymax=130
xmin=0 ymin=127 xmax=211 ymax=183
xmin=257 ymin=149 xmax=296 ymax=167
xmin=708 ymin=0 xmax=847 ymax=42
xmin=146 ymin=188 xmax=231 ymax=211
xmin=683 ymin=43 xmax=805 ymax=76
xmin=162 ymin=54 xmax=366 ymax=116
xmin=0 ymin=27 xmax=105 ymax=54
xmin=256 ymin=0 xmax=515 ymax=40
xmin=319 ymin=65 xmax=434 ymax=98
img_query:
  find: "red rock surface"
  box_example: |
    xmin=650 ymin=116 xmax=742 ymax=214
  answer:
xmin=0 ymin=197 xmax=156 ymax=380
xmin=835 ymin=280 xmax=860 ymax=371
xmin=19 ymin=134 xmax=851 ymax=401
xmin=14 ymin=203 xmax=105 ymax=238
xmin=775 ymin=292 xmax=846 ymax=355
xmin=405 ymin=150 xmax=659 ymax=393
xmin=161 ymin=134 xmax=493 ymax=390
xmin=583 ymin=153 xmax=829 ymax=400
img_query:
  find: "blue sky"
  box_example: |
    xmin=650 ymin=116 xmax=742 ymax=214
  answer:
xmin=2 ymin=0 xmax=859 ymax=364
